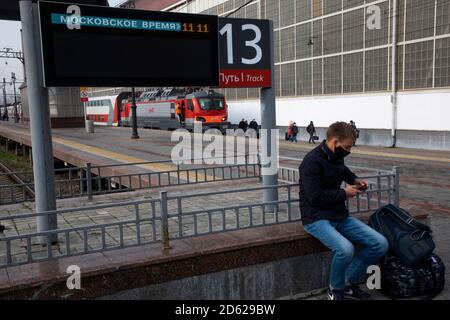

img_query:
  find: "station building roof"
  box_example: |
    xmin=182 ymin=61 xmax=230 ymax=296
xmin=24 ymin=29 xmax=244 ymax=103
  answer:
xmin=118 ymin=0 xmax=182 ymax=11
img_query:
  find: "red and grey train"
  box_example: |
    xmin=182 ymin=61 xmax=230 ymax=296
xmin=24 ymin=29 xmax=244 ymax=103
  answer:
xmin=85 ymin=88 xmax=230 ymax=131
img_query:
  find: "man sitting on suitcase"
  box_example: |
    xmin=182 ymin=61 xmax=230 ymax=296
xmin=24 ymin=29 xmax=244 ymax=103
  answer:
xmin=299 ymin=122 xmax=389 ymax=300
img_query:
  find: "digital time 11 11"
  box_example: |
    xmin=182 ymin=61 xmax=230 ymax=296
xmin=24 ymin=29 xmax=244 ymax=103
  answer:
xmin=182 ymin=23 xmax=209 ymax=33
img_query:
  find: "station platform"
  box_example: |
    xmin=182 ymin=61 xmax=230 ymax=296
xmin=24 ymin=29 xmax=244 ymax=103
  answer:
xmin=0 ymin=122 xmax=449 ymax=299
xmin=0 ymin=180 xmax=428 ymax=299
xmin=1 ymin=121 xmax=449 ymax=218
xmin=1 ymin=121 xmax=450 ymax=169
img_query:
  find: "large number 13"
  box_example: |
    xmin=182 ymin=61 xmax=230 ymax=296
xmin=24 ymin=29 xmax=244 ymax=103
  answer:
xmin=219 ymin=23 xmax=262 ymax=65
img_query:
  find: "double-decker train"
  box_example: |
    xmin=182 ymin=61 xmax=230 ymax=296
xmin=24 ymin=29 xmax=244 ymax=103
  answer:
xmin=85 ymin=88 xmax=230 ymax=132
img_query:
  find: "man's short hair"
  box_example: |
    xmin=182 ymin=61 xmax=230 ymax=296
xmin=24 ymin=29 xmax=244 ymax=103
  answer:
xmin=326 ymin=122 xmax=356 ymax=141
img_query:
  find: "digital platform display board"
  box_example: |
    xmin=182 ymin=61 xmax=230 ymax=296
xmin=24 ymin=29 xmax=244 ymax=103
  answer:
xmin=38 ymin=1 xmax=219 ymax=87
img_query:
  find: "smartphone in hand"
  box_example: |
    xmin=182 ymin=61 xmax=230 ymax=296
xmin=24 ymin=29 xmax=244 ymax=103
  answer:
xmin=355 ymin=182 xmax=368 ymax=191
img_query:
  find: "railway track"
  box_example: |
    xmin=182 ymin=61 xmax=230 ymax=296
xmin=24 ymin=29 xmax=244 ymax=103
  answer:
xmin=0 ymin=161 xmax=35 ymax=205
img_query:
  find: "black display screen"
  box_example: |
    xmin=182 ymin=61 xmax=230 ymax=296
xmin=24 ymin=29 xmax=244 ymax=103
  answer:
xmin=38 ymin=1 xmax=219 ymax=87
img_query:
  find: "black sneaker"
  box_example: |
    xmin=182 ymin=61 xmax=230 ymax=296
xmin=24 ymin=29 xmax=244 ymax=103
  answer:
xmin=327 ymin=288 xmax=353 ymax=300
xmin=343 ymin=284 xmax=372 ymax=300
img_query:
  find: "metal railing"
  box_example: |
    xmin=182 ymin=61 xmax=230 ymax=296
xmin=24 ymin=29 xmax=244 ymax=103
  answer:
xmin=0 ymin=183 xmax=296 ymax=267
xmin=0 ymin=165 xmax=400 ymax=267
xmin=0 ymin=156 xmax=261 ymax=205
xmin=0 ymin=198 xmax=162 ymax=267
xmin=277 ymin=165 xmax=400 ymax=211
xmin=160 ymin=184 xmax=300 ymax=248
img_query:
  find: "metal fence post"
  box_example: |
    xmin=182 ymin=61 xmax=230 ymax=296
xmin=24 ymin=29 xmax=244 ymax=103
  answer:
xmin=80 ymin=169 xmax=85 ymax=196
xmin=160 ymin=191 xmax=170 ymax=251
xmin=257 ymin=153 xmax=262 ymax=181
xmin=393 ymin=166 xmax=400 ymax=207
xmin=86 ymin=163 xmax=93 ymax=200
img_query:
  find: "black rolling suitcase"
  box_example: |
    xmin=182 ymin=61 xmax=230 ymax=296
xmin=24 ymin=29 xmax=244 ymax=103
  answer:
xmin=285 ymin=132 xmax=290 ymax=141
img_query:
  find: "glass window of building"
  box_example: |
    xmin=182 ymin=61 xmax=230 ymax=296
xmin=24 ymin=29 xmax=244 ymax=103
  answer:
xmin=343 ymin=0 xmax=364 ymax=10
xmin=312 ymin=19 xmax=323 ymax=56
xmin=296 ymin=60 xmax=313 ymax=96
xmin=280 ymin=0 xmax=295 ymax=28
xmin=343 ymin=52 xmax=364 ymax=93
xmin=280 ymin=27 xmax=296 ymax=62
xmin=296 ymin=0 xmax=312 ymax=23
xmin=281 ymin=63 xmax=296 ymax=96
xmin=266 ymin=0 xmax=280 ymax=29
xmin=405 ymin=0 xmax=435 ymax=41
xmin=313 ymin=58 xmax=323 ymax=94
xmin=435 ymin=37 xmax=450 ymax=88
xmin=323 ymin=0 xmax=342 ymax=15
xmin=436 ymin=0 xmax=450 ymax=35
xmin=343 ymin=8 xmax=364 ymax=52
xmin=323 ymin=14 xmax=342 ymax=55
xmin=365 ymin=1 xmax=389 ymax=48
xmin=296 ymin=22 xmax=313 ymax=59
xmin=365 ymin=48 xmax=388 ymax=91
xmin=324 ymin=56 xmax=342 ymax=94
xmin=404 ymin=40 xmax=434 ymax=89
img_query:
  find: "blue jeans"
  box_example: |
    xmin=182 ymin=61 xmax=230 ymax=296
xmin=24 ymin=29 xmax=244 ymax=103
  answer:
xmin=303 ymin=216 xmax=388 ymax=290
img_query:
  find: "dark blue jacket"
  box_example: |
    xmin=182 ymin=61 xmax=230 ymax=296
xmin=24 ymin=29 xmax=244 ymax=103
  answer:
xmin=299 ymin=141 xmax=358 ymax=225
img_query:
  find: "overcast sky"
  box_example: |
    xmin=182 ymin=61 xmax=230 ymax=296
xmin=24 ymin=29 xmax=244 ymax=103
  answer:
xmin=0 ymin=20 xmax=23 ymax=96
xmin=0 ymin=0 xmax=125 ymax=95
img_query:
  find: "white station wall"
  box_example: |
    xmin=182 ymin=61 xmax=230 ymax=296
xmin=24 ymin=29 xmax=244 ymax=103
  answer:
xmin=227 ymin=89 xmax=450 ymax=131
xmin=396 ymin=90 xmax=450 ymax=131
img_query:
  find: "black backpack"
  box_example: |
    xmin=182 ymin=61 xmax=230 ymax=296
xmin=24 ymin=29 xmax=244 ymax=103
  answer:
xmin=380 ymin=253 xmax=445 ymax=299
xmin=369 ymin=205 xmax=445 ymax=299
xmin=369 ymin=204 xmax=435 ymax=266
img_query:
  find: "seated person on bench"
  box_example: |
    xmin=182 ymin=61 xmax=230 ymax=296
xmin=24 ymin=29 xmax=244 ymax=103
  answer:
xmin=299 ymin=121 xmax=388 ymax=300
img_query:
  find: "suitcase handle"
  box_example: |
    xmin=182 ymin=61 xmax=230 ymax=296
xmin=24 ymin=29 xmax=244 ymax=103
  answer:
xmin=410 ymin=229 xmax=430 ymax=241
xmin=385 ymin=205 xmax=432 ymax=234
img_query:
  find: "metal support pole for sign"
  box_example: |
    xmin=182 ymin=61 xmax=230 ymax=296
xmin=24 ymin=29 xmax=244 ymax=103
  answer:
xmin=393 ymin=166 xmax=400 ymax=207
xmin=86 ymin=162 xmax=93 ymax=200
xmin=391 ymin=0 xmax=398 ymax=147
xmin=260 ymin=21 xmax=278 ymax=213
xmin=83 ymin=100 xmax=88 ymax=131
xmin=131 ymin=87 xmax=139 ymax=139
xmin=20 ymin=0 xmax=57 ymax=244
xmin=11 ymin=72 xmax=18 ymax=123
xmin=1 ymin=78 xmax=7 ymax=121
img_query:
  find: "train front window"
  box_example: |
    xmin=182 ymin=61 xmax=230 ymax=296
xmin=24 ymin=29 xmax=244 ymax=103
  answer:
xmin=198 ymin=98 xmax=225 ymax=111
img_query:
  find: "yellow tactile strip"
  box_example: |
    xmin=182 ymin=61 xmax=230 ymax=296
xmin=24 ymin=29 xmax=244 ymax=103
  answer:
xmin=1 ymin=126 xmax=212 ymax=181
xmin=51 ymin=136 xmax=213 ymax=182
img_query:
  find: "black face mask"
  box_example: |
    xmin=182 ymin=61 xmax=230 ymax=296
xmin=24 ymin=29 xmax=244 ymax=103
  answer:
xmin=334 ymin=146 xmax=351 ymax=159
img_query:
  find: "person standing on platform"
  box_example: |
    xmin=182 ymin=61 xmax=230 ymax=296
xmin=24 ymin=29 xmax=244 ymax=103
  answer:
xmin=286 ymin=121 xmax=294 ymax=141
xmin=238 ymin=118 xmax=246 ymax=131
xmin=350 ymin=120 xmax=360 ymax=146
xmin=249 ymin=119 xmax=259 ymax=138
xmin=307 ymin=121 xmax=317 ymax=144
xmin=290 ymin=122 xmax=299 ymax=143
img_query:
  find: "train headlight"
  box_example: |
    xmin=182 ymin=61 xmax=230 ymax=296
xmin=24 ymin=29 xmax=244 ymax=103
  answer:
xmin=222 ymin=117 xmax=227 ymax=121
